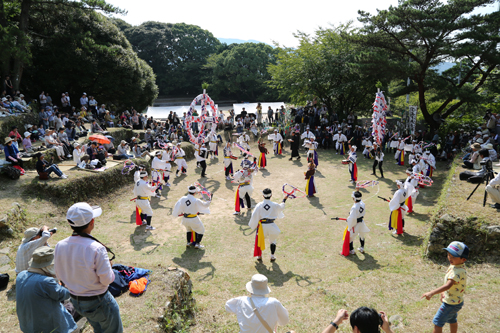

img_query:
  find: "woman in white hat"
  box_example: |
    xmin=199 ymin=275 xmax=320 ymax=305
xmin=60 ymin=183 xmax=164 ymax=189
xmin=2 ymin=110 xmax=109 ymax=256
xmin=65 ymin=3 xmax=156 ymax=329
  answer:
xmin=3 ymin=136 xmax=23 ymax=168
xmin=22 ymin=131 xmax=33 ymax=153
xmin=226 ymin=274 xmax=290 ymax=333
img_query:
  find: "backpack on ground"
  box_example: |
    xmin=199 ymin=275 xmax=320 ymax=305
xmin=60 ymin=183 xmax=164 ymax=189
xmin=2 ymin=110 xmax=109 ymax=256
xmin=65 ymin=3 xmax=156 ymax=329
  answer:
xmin=4 ymin=166 xmax=21 ymax=180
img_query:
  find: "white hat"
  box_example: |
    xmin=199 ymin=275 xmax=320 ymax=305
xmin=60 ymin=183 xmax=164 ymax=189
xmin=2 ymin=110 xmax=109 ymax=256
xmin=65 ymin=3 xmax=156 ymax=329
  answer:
xmin=351 ymin=145 xmax=357 ymax=150
xmin=22 ymin=227 xmax=41 ymax=244
xmin=411 ymin=159 xmax=417 ymax=164
xmin=155 ymin=151 xmax=162 ymax=156
xmin=476 ymin=138 xmax=484 ymax=144
xmin=19 ymin=94 xmax=24 ymax=98
xmin=483 ymin=134 xmax=489 ymax=138
xmin=66 ymin=203 xmax=102 ymax=227
xmin=188 ymin=185 xmax=197 ymax=194
xmin=24 ymin=131 xmax=31 ymax=138
xmin=246 ymin=274 xmax=271 ymax=295
xmin=483 ymin=143 xmax=493 ymax=150
xmin=140 ymin=170 xmax=148 ymax=178
xmin=476 ymin=131 xmax=482 ymax=135
xmin=1 ymin=97 xmax=6 ymax=102
xmin=396 ymin=180 xmax=403 ymax=187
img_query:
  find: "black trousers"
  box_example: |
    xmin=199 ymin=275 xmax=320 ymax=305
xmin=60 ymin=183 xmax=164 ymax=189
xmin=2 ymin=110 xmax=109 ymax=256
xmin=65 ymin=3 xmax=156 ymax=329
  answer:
xmin=373 ymin=160 xmax=384 ymax=177
xmin=200 ymin=160 xmax=207 ymax=176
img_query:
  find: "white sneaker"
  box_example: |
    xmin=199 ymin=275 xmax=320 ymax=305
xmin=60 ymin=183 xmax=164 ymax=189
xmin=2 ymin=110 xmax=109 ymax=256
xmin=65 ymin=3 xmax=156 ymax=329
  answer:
xmin=270 ymin=255 xmax=276 ymax=262
xmin=392 ymin=230 xmax=397 ymax=234
xmin=256 ymin=256 xmax=262 ymax=261
xmin=186 ymin=242 xmax=193 ymax=247
xmin=349 ymin=250 xmax=356 ymax=255
xmin=233 ymin=212 xmax=240 ymax=215
xmin=166 ymin=183 xmax=171 ymax=187
xmin=61 ymin=174 xmax=68 ymax=179
xmin=155 ymin=193 xmax=161 ymax=198
xmin=226 ymin=176 xmax=232 ymax=180
xmin=194 ymin=244 xmax=205 ymax=249
xmin=358 ymin=247 xmax=365 ymax=253
xmin=142 ymin=220 xmax=147 ymax=226
xmin=67 ymin=155 xmax=72 ymax=158
xmin=148 ymin=226 xmax=156 ymax=230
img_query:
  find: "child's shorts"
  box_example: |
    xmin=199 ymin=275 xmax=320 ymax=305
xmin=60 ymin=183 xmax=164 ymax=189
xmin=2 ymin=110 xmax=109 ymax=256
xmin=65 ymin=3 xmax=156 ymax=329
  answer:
xmin=433 ymin=302 xmax=464 ymax=327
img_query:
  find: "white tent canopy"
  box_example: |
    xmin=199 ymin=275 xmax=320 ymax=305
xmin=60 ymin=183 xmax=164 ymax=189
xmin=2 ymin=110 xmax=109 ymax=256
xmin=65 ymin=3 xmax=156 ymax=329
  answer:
xmin=233 ymin=102 xmax=285 ymax=115
xmin=146 ymin=105 xmax=218 ymax=120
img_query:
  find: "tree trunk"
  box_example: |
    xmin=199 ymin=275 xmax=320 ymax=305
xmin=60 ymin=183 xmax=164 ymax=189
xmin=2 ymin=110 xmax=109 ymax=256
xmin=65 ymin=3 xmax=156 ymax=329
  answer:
xmin=416 ymin=78 xmax=439 ymax=133
xmin=12 ymin=0 xmax=31 ymax=90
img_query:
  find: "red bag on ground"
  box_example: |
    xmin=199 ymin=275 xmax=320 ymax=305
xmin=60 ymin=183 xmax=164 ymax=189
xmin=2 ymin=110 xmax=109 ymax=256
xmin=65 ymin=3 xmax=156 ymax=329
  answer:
xmin=12 ymin=165 xmax=25 ymax=175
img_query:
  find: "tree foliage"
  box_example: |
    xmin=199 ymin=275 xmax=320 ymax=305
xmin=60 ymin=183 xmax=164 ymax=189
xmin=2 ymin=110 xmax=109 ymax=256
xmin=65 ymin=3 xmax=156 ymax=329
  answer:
xmin=355 ymin=0 xmax=500 ymax=130
xmin=204 ymin=42 xmax=279 ymax=101
xmin=268 ymin=24 xmax=383 ymax=119
xmin=118 ymin=21 xmax=221 ymax=96
xmin=22 ymin=5 xmax=158 ymax=110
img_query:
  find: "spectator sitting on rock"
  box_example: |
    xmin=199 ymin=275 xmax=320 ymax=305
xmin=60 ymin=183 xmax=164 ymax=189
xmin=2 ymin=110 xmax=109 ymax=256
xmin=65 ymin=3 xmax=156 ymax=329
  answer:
xmin=23 ymin=132 xmax=33 ymax=153
xmin=91 ymin=119 xmax=105 ymax=134
xmin=16 ymin=246 xmax=77 ymax=333
xmin=36 ymin=152 xmax=67 ymax=179
xmin=57 ymin=127 xmax=74 ymax=155
xmin=44 ymin=128 xmax=66 ymax=160
xmin=104 ymin=110 xmax=114 ymax=128
xmin=3 ymin=137 xmax=23 ymax=168
xmin=74 ymin=120 xmax=88 ymax=138
xmin=8 ymin=126 xmax=23 ymax=148
xmin=73 ymin=142 xmax=86 ymax=165
xmin=116 ymin=140 xmax=133 ymax=160
xmin=15 ymin=226 xmax=53 ymax=274
xmin=18 ymin=94 xmax=31 ymax=111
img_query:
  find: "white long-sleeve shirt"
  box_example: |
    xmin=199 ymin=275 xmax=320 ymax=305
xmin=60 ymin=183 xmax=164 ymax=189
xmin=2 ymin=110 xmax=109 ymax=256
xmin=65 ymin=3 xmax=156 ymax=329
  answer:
xmin=225 ymin=295 xmax=289 ymax=333
xmin=172 ymin=194 xmax=211 ymax=217
xmin=54 ymin=236 xmax=114 ymax=296
xmin=248 ymin=199 xmax=285 ymax=230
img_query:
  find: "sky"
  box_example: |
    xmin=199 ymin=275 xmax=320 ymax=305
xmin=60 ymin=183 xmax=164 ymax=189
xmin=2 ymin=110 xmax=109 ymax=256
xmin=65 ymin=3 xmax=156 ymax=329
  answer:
xmin=106 ymin=0 xmax=498 ymax=47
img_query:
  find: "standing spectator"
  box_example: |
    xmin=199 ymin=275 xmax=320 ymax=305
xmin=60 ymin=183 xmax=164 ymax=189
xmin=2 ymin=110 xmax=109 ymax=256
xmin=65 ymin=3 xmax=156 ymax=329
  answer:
xmin=55 ymin=203 xmax=123 ymax=333
xmin=4 ymin=75 xmax=14 ymax=96
xmin=226 ymin=274 xmax=289 ymax=333
xmin=39 ymin=91 xmax=47 ymax=109
xmin=80 ymin=92 xmax=88 ymax=109
xmin=45 ymin=92 xmax=52 ymax=106
xmin=267 ymin=106 xmax=274 ymax=124
xmin=15 ymin=226 xmax=53 ymax=274
xmin=256 ymin=103 xmax=262 ymax=125
xmin=61 ymin=93 xmax=70 ymax=113
xmin=40 ymin=107 xmax=49 ymax=128
xmin=88 ymin=96 xmax=97 ymax=116
xmin=16 ymin=246 xmax=77 ymax=333
xmin=54 ymin=113 xmax=64 ymax=131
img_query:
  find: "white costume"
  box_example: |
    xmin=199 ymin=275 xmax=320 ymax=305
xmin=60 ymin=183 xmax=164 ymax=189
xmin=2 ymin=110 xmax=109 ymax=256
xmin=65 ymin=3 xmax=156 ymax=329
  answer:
xmin=422 ymin=151 xmax=436 ymax=176
xmin=233 ymin=163 xmax=258 ymax=213
xmin=237 ymin=133 xmax=251 ymax=152
xmin=300 ymin=130 xmax=316 ymax=144
xmin=133 ymin=171 xmax=156 ymax=228
xmin=209 ymin=133 xmax=218 ymax=156
xmin=174 ymin=147 xmax=188 ymax=174
xmin=270 ymin=132 xmax=283 ymax=154
xmin=335 ymin=133 xmax=347 ymax=151
xmin=249 ymin=198 xmax=285 ymax=252
xmin=395 ymin=140 xmax=405 ymax=160
xmin=151 ymin=156 xmax=168 ymax=184
xmin=172 ymin=192 xmax=211 ymax=242
xmin=347 ymin=200 xmax=370 ymax=242
xmin=405 ymin=175 xmax=419 ymax=203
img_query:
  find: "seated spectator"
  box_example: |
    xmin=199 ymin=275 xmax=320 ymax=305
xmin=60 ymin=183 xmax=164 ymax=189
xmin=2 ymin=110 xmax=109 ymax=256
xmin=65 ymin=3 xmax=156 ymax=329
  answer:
xmin=86 ymin=141 xmax=99 ymax=160
xmin=320 ymin=307 xmax=394 ymax=333
xmin=226 ymin=274 xmax=289 ymax=332
xmin=462 ymin=143 xmax=482 ymax=169
xmin=73 ymin=143 xmax=85 ymax=165
xmin=57 ymin=127 xmax=74 ymax=153
xmin=483 ymin=143 xmax=498 ymax=162
xmin=16 ymin=246 xmax=77 ymax=333
xmin=36 ymin=153 xmax=68 ymax=179
xmin=45 ymin=128 xmax=67 ymax=160
xmin=132 ymin=142 xmax=149 ymax=158
xmin=8 ymin=126 xmax=23 ymax=147
xmin=104 ymin=110 xmax=114 ymax=128
xmin=103 ymin=141 xmax=116 ymax=155
xmin=91 ymin=119 xmax=105 ymax=133
xmin=74 ymin=120 xmax=88 ymax=138
xmin=23 ymin=132 xmax=33 ymax=153
xmin=116 ymin=140 xmax=133 ymax=160
xmin=18 ymin=94 xmax=31 ymax=111
xmin=4 ymin=137 xmax=23 ymax=168
xmin=12 ymin=97 xmax=28 ymax=112
xmin=15 ymin=226 xmax=53 ymax=274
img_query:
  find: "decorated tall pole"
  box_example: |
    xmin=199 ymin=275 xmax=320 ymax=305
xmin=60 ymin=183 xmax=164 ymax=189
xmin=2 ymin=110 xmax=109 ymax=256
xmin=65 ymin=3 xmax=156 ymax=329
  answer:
xmin=371 ymin=90 xmax=388 ymax=146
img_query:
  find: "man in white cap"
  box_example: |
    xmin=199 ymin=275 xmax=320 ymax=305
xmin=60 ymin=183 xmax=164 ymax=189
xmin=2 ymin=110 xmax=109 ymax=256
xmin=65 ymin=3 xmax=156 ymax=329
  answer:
xmin=408 ymin=139 xmax=419 ymax=163
xmin=172 ymin=185 xmax=211 ymax=249
xmin=15 ymin=226 xmax=53 ymax=274
xmin=341 ymin=191 xmax=370 ymax=256
xmin=388 ymin=180 xmax=408 ymax=235
xmin=134 ymin=168 xmax=157 ymax=229
xmin=16 ymin=246 xmax=77 ymax=333
xmin=174 ymin=142 xmax=188 ymax=176
xmin=270 ymin=129 xmax=283 ymax=155
xmin=249 ymin=188 xmax=287 ymax=261
xmin=335 ymin=130 xmax=348 ymax=155
xmin=233 ymin=159 xmax=258 ymax=215
xmin=225 ymin=274 xmax=290 ymax=333
xmin=301 ymin=125 xmax=316 ymax=146
xmin=55 ymin=203 xmax=123 ymax=333
xmin=151 ymin=151 xmax=168 ymax=197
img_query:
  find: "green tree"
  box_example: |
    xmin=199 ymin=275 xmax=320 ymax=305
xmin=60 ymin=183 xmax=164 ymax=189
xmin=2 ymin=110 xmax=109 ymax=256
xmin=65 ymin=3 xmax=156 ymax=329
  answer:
xmin=204 ymin=42 xmax=279 ymax=101
xmin=22 ymin=5 xmax=157 ymax=110
xmin=268 ymin=24 xmax=383 ymax=119
xmin=119 ymin=21 xmax=220 ymax=96
xmin=0 ymin=0 xmax=122 ymax=89
xmin=355 ymin=0 xmax=500 ymax=131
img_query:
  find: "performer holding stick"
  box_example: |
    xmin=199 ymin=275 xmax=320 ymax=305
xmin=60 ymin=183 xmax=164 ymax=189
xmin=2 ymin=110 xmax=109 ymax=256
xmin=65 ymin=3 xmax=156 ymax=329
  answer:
xmin=336 ymin=130 xmax=348 ymax=155
xmin=174 ymin=142 xmax=188 ymax=176
xmin=387 ymin=180 xmax=408 ymax=235
xmin=305 ymin=162 xmax=317 ymax=197
xmin=133 ymin=168 xmax=158 ymax=231
xmin=223 ymin=141 xmax=234 ymax=180
xmin=233 ymin=159 xmax=258 ymax=215
xmin=151 ymin=151 xmax=168 ymax=198
xmin=372 ymin=147 xmax=384 ymax=178
xmin=172 ymin=185 xmax=211 ymax=249
xmin=347 ymin=143 xmax=358 ymax=184
xmin=271 ymin=129 xmax=283 ymax=155
xmin=161 ymin=145 xmax=173 ymax=186
xmin=249 ymin=188 xmax=287 ymax=262
xmin=404 ymin=169 xmax=419 ymax=213
xmin=337 ymin=191 xmax=370 ymax=256
xmin=257 ymin=139 xmax=268 ymax=169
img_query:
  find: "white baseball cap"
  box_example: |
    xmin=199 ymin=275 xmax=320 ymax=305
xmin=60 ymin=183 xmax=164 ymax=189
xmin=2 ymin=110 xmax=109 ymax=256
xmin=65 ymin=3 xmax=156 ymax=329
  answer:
xmin=66 ymin=203 xmax=102 ymax=227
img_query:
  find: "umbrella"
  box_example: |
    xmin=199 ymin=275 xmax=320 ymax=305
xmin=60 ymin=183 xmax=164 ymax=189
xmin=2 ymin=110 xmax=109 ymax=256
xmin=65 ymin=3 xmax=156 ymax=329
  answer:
xmin=88 ymin=134 xmax=111 ymax=144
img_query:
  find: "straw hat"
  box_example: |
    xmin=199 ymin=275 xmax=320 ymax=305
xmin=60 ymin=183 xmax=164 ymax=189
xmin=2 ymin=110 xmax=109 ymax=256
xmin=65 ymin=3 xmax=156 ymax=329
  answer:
xmin=246 ymin=274 xmax=271 ymax=295
xmin=4 ymin=137 xmax=12 ymax=144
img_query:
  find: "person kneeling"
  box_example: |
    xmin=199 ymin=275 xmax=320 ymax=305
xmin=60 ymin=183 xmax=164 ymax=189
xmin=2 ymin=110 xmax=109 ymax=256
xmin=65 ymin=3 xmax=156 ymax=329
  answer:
xmin=36 ymin=153 xmax=68 ymax=179
xmin=16 ymin=246 xmax=77 ymax=333
xmin=321 ymin=307 xmax=394 ymax=333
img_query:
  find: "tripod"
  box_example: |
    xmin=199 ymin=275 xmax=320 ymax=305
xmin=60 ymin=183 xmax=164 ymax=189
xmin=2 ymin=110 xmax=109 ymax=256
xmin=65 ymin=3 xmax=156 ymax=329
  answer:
xmin=466 ymin=169 xmax=496 ymax=207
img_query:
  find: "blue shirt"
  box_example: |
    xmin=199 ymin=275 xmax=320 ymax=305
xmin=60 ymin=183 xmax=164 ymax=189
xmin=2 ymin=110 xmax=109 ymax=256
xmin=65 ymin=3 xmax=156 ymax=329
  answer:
xmin=4 ymin=143 xmax=19 ymax=161
xmin=16 ymin=271 xmax=77 ymax=333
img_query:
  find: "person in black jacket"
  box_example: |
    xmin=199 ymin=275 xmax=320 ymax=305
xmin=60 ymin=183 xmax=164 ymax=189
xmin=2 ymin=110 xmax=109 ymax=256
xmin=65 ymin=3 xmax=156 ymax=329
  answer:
xmin=35 ymin=153 xmax=67 ymax=179
xmin=288 ymin=130 xmax=301 ymax=161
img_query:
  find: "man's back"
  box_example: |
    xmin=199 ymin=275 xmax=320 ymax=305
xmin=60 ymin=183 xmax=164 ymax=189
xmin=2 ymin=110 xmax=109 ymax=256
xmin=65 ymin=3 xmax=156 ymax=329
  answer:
xmin=226 ymin=295 xmax=289 ymax=333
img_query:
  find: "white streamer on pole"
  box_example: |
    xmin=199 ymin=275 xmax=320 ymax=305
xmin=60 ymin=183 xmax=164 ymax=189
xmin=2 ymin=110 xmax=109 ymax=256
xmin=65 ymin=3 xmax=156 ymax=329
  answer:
xmin=185 ymin=89 xmax=219 ymax=145
xmin=371 ymin=91 xmax=388 ymax=146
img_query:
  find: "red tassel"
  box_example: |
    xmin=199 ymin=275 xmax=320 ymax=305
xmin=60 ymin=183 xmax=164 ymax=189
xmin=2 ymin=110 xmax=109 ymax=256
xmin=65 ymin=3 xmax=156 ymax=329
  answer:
xmin=341 ymin=228 xmax=350 ymax=256
xmin=397 ymin=208 xmax=404 ymax=234
xmin=407 ymin=196 xmax=413 ymax=213
xmin=190 ymin=231 xmax=195 ymax=243
xmin=135 ymin=206 xmax=142 ymax=226
xmin=254 ymin=226 xmax=262 ymax=257
xmin=235 ymin=187 xmax=241 ymax=212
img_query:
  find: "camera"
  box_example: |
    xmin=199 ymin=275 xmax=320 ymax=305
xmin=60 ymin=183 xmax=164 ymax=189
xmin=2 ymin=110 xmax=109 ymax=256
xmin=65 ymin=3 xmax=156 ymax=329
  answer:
xmin=38 ymin=227 xmax=57 ymax=236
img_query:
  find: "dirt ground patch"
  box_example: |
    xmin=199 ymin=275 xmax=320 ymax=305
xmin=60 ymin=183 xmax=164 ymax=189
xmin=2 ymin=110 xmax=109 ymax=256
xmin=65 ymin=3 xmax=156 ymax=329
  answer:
xmin=1 ymin=141 xmax=499 ymax=333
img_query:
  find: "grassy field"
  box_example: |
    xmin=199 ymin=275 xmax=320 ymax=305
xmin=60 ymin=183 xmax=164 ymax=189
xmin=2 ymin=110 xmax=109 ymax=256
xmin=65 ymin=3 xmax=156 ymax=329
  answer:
xmin=1 ymin=140 xmax=499 ymax=333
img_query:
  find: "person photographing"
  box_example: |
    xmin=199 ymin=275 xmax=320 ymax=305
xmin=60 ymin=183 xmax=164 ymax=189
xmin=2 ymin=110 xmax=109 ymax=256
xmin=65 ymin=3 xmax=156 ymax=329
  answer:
xmin=55 ymin=203 xmax=123 ymax=333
